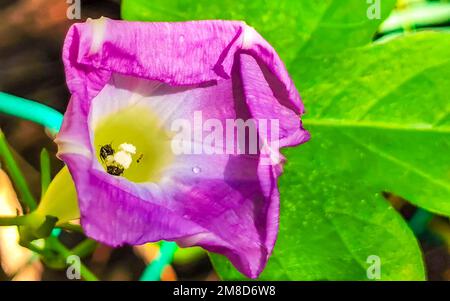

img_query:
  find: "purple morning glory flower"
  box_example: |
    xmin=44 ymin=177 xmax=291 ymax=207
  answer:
xmin=56 ymin=17 xmax=309 ymax=278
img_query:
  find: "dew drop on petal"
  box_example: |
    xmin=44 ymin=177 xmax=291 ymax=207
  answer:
xmin=192 ymin=166 xmax=201 ymax=174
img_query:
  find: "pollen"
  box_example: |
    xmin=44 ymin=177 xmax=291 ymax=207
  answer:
xmin=111 ymin=142 xmax=138 ymax=170
xmin=113 ymin=151 xmax=133 ymax=169
xmin=119 ymin=143 xmax=137 ymax=155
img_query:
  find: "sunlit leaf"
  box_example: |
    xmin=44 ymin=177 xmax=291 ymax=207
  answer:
xmin=121 ymin=0 xmax=396 ymax=65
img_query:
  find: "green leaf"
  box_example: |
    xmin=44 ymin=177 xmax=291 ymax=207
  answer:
xmin=297 ymin=32 xmax=450 ymax=216
xmin=121 ymin=0 xmax=396 ymax=64
xmin=211 ymin=187 xmax=425 ymax=280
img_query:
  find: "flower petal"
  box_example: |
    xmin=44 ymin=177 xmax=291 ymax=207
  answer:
xmin=58 ymin=19 xmax=309 ymax=278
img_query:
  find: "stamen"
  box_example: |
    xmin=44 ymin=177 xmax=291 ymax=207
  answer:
xmin=119 ymin=143 xmax=137 ymax=154
xmin=105 ymin=155 xmax=114 ymax=165
xmin=99 ymin=142 xmax=138 ymax=177
xmin=113 ymin=151 xmax=133 ymax=169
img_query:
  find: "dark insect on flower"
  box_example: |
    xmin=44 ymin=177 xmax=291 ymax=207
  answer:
xmin=137 ymin=154 xmax=144 ymax=163
xmin=99 ymin=144 xmax=114 ymax=161
xmin=106 ymin=165 xmax=124 ymax=176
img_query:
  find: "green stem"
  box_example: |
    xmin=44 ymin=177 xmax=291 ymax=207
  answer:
xmin=0 ymin=92 xmax=63 ymax=133
xmin=58 ymin=222 xmax=83 ymax=233
xmin=71 ymin=239 xmax=98 ymax=258
xmin=40 ymin=148 xmax=51 ymax=198
xmin=22 ymin=240 xmax=47 ymax=256
xmin=0 ymin=215 xmax=29 ymax=226
xmin=0 ymin=130 xmax=37 ymax=211
xmin=47 ymin=236 xmax=99 ymax=281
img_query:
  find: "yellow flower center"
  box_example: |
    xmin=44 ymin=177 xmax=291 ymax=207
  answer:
xmin=93 ymin=105 xmax=173 ymax=183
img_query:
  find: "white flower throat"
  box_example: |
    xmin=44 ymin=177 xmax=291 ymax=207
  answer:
xmin=93 ymin=105 xmax=173 ymax=183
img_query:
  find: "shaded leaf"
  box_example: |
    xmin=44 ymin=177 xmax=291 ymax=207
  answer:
xmin=297 ymin=32 xmax=450 ymax=216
